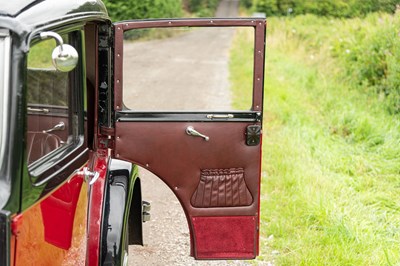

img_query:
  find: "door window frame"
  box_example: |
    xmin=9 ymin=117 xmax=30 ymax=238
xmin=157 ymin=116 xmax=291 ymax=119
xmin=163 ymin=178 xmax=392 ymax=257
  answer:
xmin=24 ymin=26 xmax=88 ymax=188
xmin=113 ymin=18 xmax=266 ymax=122
xmin=112 ymin=18 xmax=266 ymax=260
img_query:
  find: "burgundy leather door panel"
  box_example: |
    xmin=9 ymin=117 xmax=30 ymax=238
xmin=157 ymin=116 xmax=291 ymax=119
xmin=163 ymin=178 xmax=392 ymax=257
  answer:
xmin=27 ymin=113 xmax=69 ymax=141
xmin=115 ymin=121 xmax=262 ymax=259
xmin=115 ymin=122 xmax=261 ymax=216
xmin=112 ymin=18 xmax=266 ymax=259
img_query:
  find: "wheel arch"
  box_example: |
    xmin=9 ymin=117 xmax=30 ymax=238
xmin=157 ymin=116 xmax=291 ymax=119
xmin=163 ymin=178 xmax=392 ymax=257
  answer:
xmin=99 ymin=159 xmax=139 ymax=265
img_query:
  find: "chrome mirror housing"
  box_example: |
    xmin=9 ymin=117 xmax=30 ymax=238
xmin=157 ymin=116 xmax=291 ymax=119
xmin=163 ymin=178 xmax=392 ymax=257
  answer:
xmin=39 ymin=31 xmax=78 ymax=72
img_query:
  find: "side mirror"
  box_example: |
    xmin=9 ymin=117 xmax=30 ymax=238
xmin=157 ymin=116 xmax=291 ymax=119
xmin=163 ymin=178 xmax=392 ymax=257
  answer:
xmin=39 ymin=32 xmax=78 ymax=72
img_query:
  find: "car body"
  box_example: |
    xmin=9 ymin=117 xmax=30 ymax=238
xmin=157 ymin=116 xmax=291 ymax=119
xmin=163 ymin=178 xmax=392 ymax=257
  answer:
xmin=0 ymin=0 xmax=266 ymax=265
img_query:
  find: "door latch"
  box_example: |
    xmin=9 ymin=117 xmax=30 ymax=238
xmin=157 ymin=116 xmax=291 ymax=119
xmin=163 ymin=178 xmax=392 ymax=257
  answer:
xmin=206 ymin=114 xmax=234 ymax=119
xmin=246 ymin=125 xmax=261 ymax=146
xmin=76 ymin=167 xmax=100 ymax=185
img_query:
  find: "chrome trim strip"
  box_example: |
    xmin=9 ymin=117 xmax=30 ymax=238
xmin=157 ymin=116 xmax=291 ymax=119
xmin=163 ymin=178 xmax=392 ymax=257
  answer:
xmin=0 ymin=29 xmax=10 ymax=160
xmin=0 ymin=30 xmax=11 ymax=209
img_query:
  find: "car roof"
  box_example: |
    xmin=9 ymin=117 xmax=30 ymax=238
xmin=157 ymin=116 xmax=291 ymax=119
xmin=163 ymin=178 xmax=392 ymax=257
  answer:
xmin=0 ymin=0 xmax=108 ymax=29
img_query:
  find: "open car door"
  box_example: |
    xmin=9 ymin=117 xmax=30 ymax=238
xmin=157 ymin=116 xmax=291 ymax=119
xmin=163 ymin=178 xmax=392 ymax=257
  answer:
xmin=112 ymin=18 xmax=266 ymax=260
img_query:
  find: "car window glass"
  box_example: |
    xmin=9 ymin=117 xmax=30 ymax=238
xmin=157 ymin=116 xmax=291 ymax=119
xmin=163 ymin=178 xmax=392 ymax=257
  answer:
xmin=26 ymin=34 xmax=72 ymax=166
xmin=122 ymin=26 xmax=254 ymax=111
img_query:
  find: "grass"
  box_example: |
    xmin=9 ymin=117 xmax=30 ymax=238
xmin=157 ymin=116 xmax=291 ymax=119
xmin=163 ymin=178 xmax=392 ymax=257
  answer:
xmin=28 ymin=38 xmax=56 ymax=69
xmin=230 ymin=27 xmax=254 ymax=110
xmin=229 ymin=15 xmax=400 ymax=265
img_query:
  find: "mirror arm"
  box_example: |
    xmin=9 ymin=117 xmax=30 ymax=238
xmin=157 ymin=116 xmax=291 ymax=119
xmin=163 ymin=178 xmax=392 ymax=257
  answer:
xmin=40 ymin=32 xmax=64 ymax=54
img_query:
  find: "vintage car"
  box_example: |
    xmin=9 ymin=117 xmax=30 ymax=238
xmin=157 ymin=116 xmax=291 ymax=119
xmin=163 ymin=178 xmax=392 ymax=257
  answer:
xmin=0 ymin=0 xmax=266 ymax=265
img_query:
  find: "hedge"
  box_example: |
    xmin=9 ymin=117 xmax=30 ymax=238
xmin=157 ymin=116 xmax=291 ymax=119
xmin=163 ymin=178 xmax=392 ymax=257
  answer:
xmin=253 ymin=0 xmax=400 ymax=18
xmin=102 ymin=0 xmax=183 ymax=21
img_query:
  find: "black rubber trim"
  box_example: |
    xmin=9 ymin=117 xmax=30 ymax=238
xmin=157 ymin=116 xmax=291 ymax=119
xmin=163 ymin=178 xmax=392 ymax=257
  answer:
xmin=128 ymin=177 xmax=143 ymax=245
xmin=0 ymin=211 xmax=10 ymax=266
xmin=116 ymin=111 xmax=262 ymax=122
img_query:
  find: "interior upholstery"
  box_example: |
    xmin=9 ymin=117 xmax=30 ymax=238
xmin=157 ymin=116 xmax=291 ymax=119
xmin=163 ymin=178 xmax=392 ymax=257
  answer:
xmin=191 ymin=168 xmax=253 ymax=208
xmin=27 ymin=131 xmax=61 ymax=164
xmin=115 ymin=121 xmax=262 ymax=258
xmin=27 ymin=114 xmax=69 ymax=141
xmin=191 ymin=216 xmax=256 ymax=259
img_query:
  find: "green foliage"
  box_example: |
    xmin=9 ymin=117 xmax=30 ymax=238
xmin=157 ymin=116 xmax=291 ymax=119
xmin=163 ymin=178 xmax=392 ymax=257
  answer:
xmin=253 ymin=0 xmax=400 ymax=17
xmin=101 ymin=0 xmax=221 ymax=21
xmin=278 ymin=13 xmax=400 ymax=114
xmin=240 ymin=0 xmax=253 ymax=9
xmin=102 ymin=0 xmax=183 ymax=21
xmin=186 ymin=0 xmax=221 ymax=17
xmin=330 ymin=14 xmax=400 ymax=114
xmin=28 ymin=40 xmax=68 ymax=106
xmin=28 ymin=39 xmax=54 ymax=69
xmin=229 ymin=28 xmax=254 ymax=109
xmin=253 ymin=0 xmax=278 ymax=16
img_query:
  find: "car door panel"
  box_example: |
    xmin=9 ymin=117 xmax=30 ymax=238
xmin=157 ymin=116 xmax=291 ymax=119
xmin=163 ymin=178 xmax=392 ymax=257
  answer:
xmin=192 ymin=215 xmax=257 ymax=259
xmin=14 ymin=174 xmax=88 ymax=265
xmin=115 ymin=122 xmax=261 ymax=259
xmin=113 ymin=18 xmax=266 ymax=259
xmin=27 ymin=111 xmax=69 ymax=141
xmin=115 ymin=121 xmax=260 ymax=214
xmin=15 ymin=27 xmax=91 ymax=265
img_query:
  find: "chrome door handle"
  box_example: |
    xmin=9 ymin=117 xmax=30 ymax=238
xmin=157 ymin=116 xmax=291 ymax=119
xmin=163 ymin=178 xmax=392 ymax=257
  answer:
xmin=186 ymin=126 xmax=209 ymax=141
xmin=43 ymin=121 xmax=65 ymax=133
xmin=27 ymin=107 xmax=50 ymax=113
xmin=76 ymin=167 xmax=100 ymax=185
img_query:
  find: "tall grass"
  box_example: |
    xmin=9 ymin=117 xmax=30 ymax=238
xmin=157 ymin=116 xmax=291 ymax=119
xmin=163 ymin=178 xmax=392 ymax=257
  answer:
xmin=229 ymin=14 xmax=400 ymax=265
xmin=276 ymin=13 xmax=400 ymax=114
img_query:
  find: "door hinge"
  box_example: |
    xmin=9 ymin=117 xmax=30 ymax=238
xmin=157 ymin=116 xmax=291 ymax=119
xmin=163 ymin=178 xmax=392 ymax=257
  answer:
xmin=98 ymin=126 xmax=115 ymax=150
xmin=100 ymin=126 xmax=115 ymax=137
xmin=98 ymin=137 xmax=114 ymax=150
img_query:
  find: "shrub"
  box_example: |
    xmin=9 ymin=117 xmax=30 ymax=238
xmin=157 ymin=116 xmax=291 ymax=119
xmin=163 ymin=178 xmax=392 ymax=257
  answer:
xmin=241 ymin=0 xmax=253 ymax=9
xmin=330 ymin=13 xmax=400 ymax=113
xmin=186 ymin=0 xmax=221 ymax=17
xmin=253 ymin=0 xmax=400 ymax=18
xmin=102 ymin=0 xmax=183 ymax=21
xmin=273 ymin=12 xmax=400 ymax=114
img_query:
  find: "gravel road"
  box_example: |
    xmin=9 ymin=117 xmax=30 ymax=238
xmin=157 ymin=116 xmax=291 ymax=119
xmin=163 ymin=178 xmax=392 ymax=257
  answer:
xmin=123 ymin=1 xmax=256 ymax=265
